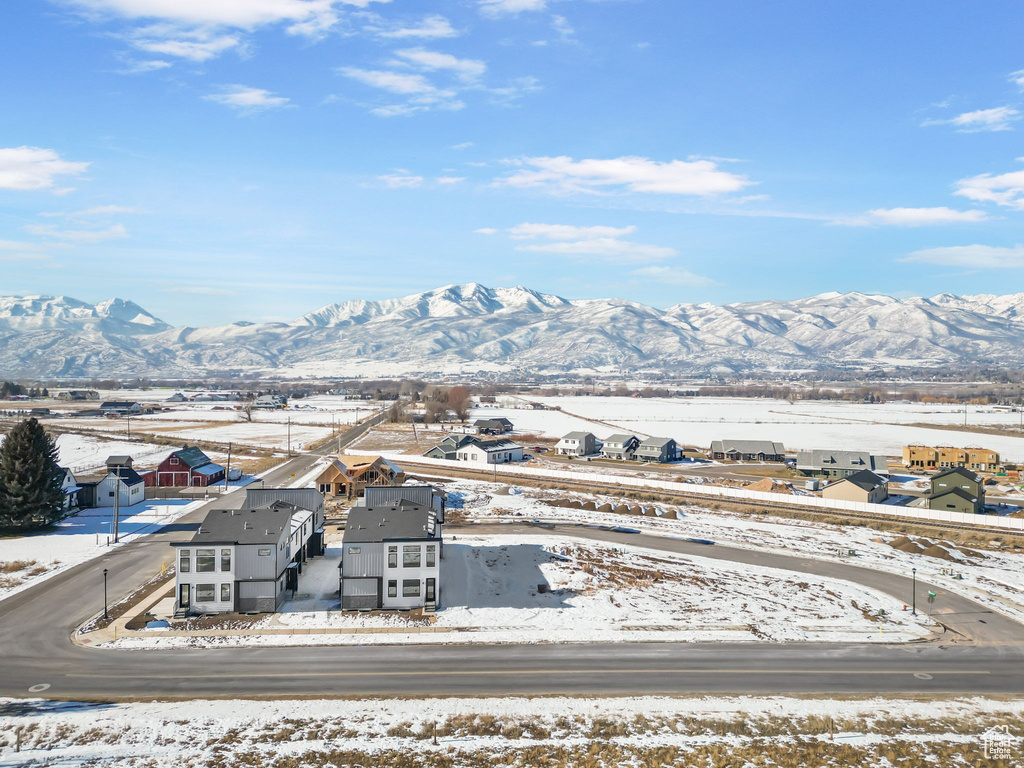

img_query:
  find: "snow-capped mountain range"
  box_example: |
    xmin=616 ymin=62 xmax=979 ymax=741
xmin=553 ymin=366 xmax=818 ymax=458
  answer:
xmin=3 ymin=284 xmax=1024 ymax=378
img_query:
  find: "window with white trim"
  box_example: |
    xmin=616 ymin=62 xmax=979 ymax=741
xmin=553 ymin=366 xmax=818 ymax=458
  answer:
xmin=179 ymin=549 xmax=191 ymax=573
xmin=426 ymin=545 xmax=436 ymax=568
xmin=387 ymin=546 xmax=398 ymax=568
xmin=388 ymin=580 xmax=397 ymax=598
xmin=403 ymin=545 xmax=421 ymax=568
xmin=220 ymin=583 xmax=231 ymax=602
xmin=196 ymin=549 xmax=215 ymax=572
xmin=402 ymin=579 xmax=420 ymax=597
xmin=220 ymin=549 xmax=231 ymax=571
xmin=195 ymin=584 xmax=215 ymax=602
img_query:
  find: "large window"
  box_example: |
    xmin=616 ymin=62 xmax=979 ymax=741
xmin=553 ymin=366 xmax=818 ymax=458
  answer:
xmin=220 ymin=549 xmax=231 ymax=571
xmin=388 ymin=546 xmax=398 ymax=568
xmin=403 ymin=545 xmax=421 ymax=568
xmin=220 ymin=583 xmax=231 ymax=602
xmin=195 ymin=584 xmax=215 ymax=602
xmin=258 ymin=548 xmax=271 ymax=557
xmin=196 ymin=549 xmax=216 ymax=572
xmin=178 ymin=549 xmax=190 ymax=573
xmin=426 ymin=545 xmax=436 ymax=568
xmin=402 ymin=579 xmax=421 ymax=597
xmin=388 ymin=580 xmax=397 ymax=598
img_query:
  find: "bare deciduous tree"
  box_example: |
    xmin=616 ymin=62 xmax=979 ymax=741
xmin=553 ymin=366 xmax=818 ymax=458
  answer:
xmin=238 ymin=400 xmax=255 ymax=423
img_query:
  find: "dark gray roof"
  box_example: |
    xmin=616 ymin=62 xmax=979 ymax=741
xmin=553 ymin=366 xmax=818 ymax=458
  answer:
xmin=474 ymin=438 xmax=522 ymax=452
xmin=932 ymin=466 xmax=982 ymax=484
xmin=638 ymin=436 xmax=675 ymax=448
xmin=100 ymin=401 xmax=139 ymax=408
xmin=343 ymin=506 xmax=439 ymax=544
xmin=711 ymin=439 xmax=785 ymax=454
xmin=184 ymin=507 xmax=292 ymax=546
xmin=242 ymin=487 xmax=324 ymax=514
xmin=796 ymin=449 xmax=888 ymax=473
xmin=560 ymin=431 xmax=594 ymax=440
xmin=109 ymin=466 xmax=144 ymax=486
xmin=474 ymin=417 xmax=513 ymax=428
xmin=930 ymin=487 xmax=979 ymax=504
xmin=841 ymin=469 xmax=887 ymax=491
xmin=171 ymin=445 xmax=213 ymax=468
xmin=604 ymin=433 xmax=638 ymax=445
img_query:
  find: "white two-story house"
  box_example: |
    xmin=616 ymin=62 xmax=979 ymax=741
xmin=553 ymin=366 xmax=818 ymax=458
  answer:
xmin=340 ymin=500 xmax=442 ymax=612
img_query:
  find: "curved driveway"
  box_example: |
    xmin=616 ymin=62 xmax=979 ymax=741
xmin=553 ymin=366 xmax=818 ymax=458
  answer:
xmin=1 ymin=444 xmax=1023 ymax=700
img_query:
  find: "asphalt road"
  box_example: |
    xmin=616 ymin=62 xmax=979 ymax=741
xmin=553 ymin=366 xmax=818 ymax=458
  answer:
xmin=1 ymin=413 xmax=1023 ymax=700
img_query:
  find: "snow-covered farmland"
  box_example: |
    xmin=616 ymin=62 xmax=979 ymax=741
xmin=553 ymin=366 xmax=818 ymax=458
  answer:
xmin=437 ymin=477 xmax=1024 ymax=630
xmin=54 ymin=433 xmax=177 ymax=474
xmin=474 ymin=396 xmax=1024 ymax=460
xmin=0 ymin=499 xmax=202 ymax=602
xmin=1 ymin=694 xmax=1020 ymax=768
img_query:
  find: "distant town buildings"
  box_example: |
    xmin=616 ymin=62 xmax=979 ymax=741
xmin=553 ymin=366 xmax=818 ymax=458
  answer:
xmin=903 ymin=445 xmax=999 ymax=472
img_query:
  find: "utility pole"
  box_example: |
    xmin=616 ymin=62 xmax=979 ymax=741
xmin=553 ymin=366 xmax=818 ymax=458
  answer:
xmin=223 ymin=443 xmax=232 ymax=492
xmin=126 ymin=413 xmax=131 ymax=439
xmin=103 ymin=568 xmax=109 ymax=620
xmin=112 ymin=471 xmax=121 ymax=543
xmin=287 ymin=417 xmax=292 ymax=458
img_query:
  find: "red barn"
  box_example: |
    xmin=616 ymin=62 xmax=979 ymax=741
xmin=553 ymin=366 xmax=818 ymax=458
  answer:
xmin=155 ymin=445 xmax=226 ymax=487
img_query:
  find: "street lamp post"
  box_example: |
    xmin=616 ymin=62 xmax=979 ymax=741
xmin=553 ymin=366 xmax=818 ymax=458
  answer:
xmin=103 ymin=568 xmax=109 ymax=620
xmin=911 ymin=567 xmax=917 ymax=616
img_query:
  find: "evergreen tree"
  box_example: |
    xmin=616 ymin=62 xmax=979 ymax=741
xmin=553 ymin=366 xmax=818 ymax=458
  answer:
xmin=0 ymin=418 xmax=65 ymax=531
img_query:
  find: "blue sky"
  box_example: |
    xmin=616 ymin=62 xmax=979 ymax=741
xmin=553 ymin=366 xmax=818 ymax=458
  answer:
xmin=2 ymin=0 xmax=1024 ymax=325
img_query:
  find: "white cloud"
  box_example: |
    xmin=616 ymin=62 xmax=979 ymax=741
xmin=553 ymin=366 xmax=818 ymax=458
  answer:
xmin=40 ymin=205 xmax=140 ymax=218
xmin=117 ymin=58 xmax=173 ymax=73
xmin=487 ymin=76 xmax=542 ymax=105
xmin=506 ymin=222 xmax=637 ymax=240
xmin=372 ymin=14 xmax=457 ymax=39
xmin=551 ymin=15 xmax=575 ymax=42
xmin=631 ymin=265 xmax=716 ymax=287
xmin=923 ymin=106 xmax=1021 ymax=132
xmin=25 ymin=223 xmax=128 ymax=243
xmin=518 ymin=237 xmax=676 ymax=261
xmin=0 ymin=252 xmax=50 ymax=263
xmin=474 ymin=227 xmax=499 ymax=235
xmin=498 ymin=155 xmax=754 ymax=196
xmin=0 ymin=239 xmax=49 ymax=251
xmin=451 ymin=141 xmax=475 ymax=150
xmin=835 ymin=207 xmax=991 ymax=227
xmin=478 ymin=0 xmax=546 ymax=16
xmin=204 ymin=85 xmax=292 ymax=112
xmin=64 ymin=0 xmax=386 ymax=32
xmin=1010 ymin=69 xmax=1024 ymax=89
xmin=0 ymin=147 xmax=89 ymax=191
xmin=902 ymin=244 xmax=1024 ymax=269
xmin=65 ymin=0 xmax=393 ymax=63
xmin=954 ymin=164 xmax=1024 ymax=210
xmin=376 ymin=173 xmax=424 ymax=188
xmin=483 ymin=221 xmax=674 ymax=263
xmin=393 ymin=48 xmax=486 ymax=82
xmin=435 ymin=176 xmax=466 ymax=184
xmin=340 ymin=67 xmax=463 ymax=115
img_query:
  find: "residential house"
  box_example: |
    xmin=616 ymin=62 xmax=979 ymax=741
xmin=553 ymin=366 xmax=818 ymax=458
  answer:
xmin=167 ymin=392 xmax=188 ymax=403
xmin=82 ymin=465 xmax=146 ymax=509
xmin=903 ymin=445 xmax=1000 ymax=472
xmin=57 ymin=390 xmax=99 ymax=401
xmin=253 ymin=394 xmax=287 ymax=409
xmin=709 ymin=439 xmax=786 ymax=462
xmin=315 ymin=455 xmax=405 ymax=499
xmin=455 ymin=439 xmax=524 ymax=464
xmin=99 ymin=401 xmax=142 ymax=415
xmin=556 ymin=431 xmax=598 ymax=457
xmin=58 ymin=468 xmax=80 ymax=512
xmin=928 ymin=467 xmax=986 ymax=515
xmin=339 ymin=500 xmax=442 ymax=612
xmin=635 ymin=437 xmax=680 ymax=463
xmin=359 ymin=484 xmax=447 ymax=523
xmin=601 ymin=434 xmax=641 ymax=461
xmin=473 ymin=417 xmax=514 ymax=435
xmin=424 ymin=434 xmax=480 ymax=460
xmin=821 ymin=470 xmax=888 ymax=504
xmin=796 ymin=450 xmax=890 ymax=479
xmin=152 ymin=445 xmax=225 ymax=487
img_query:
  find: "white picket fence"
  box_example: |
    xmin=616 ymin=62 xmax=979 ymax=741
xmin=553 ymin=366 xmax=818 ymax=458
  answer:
xmin=377 ymin=453 xmax=1024 ymax=532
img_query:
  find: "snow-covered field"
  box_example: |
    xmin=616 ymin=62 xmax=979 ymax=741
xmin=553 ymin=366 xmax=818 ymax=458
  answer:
xmin=431 ymin=477 xmax=1024 ymax=630
xmin=53 ymin=433 xmax=181 ymax=474
xmin=473 ymin=396 xmax=1024 ymax=460
xmin=1 ymin=695 xmax=1020 ymax=767
xmin=0 ymin=499 xmax=202 ymax=602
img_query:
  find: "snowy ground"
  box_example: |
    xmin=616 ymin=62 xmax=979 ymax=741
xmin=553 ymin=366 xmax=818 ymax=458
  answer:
xmin=0 ymin=498 xmax=202 ymax=602
xmin=53 ymin=433 xmax=173 ymax=474
xmin=118 ymin=530 xmax=931 ymax=649
xmin=1 ymin=694 xmax=1020 ymax=767
xmin=473 ymin=396 xmax=1024 ymax=460
xmin=430 ymin=477 xmax=1024 ymax=631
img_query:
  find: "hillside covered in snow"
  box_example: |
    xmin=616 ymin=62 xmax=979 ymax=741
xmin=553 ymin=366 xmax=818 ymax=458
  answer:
xmin=4 ymin=284 xmax=1024 ymax=377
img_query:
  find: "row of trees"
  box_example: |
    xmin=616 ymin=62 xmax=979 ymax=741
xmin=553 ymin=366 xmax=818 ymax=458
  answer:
xmin=387 ymin=385 xmax=473 ymax=424
xmin=0 ymin=419 xmax=66 ymax=532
